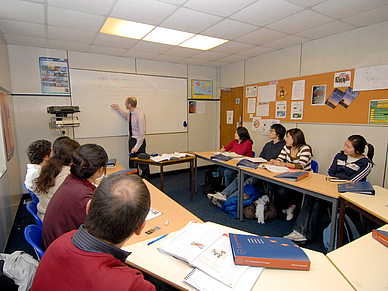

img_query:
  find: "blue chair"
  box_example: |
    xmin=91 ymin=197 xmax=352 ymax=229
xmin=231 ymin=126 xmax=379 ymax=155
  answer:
xmin=24 ymin=225 xmax=44 ymax=261
xmin=311 ymin=160 xmax=319 ymax=173
xmin=26 ymin=201 xmax=43 ymax=230
xmin=252 ymin=151 xmax=256 ymax=158
xmin=24 ymin=183 xmax=39 ymax=203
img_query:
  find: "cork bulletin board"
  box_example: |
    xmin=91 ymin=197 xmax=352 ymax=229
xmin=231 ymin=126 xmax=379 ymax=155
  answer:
xmin=244 ymin=68 xmax=388 ymax=125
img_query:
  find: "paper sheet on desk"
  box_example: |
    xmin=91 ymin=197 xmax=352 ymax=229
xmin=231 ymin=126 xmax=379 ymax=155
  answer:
xmin=211 ymin=152 xmax=242 ymax=158
xmin=260 ymin=164 xmax=289 ymax=173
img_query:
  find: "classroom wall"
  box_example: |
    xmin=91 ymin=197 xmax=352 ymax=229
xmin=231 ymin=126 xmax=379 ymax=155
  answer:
xmin=8 ymin=46 xmax=220 ymax=186
xmin=221 ymin=21 xmax=388 ymax=188
xmin=0 ymin=33 xmax=21 ymax=252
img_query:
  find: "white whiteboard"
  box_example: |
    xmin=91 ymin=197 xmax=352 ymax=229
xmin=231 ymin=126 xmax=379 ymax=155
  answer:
xmin=70 ymin=69 xmax=188 ymax=138
xmin=354 ymin=64 xmax=388 ymax=91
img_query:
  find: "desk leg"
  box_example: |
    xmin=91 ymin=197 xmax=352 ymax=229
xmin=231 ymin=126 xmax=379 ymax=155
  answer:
xmin=337 ymin=198 xmax=346 ymax=248
xmin=160 ymin=165 xmax=164 ymax=192
xmin=238 ymin=171 xmax=244 ymax=222
xmin=329 ymin=198 xmax=338 ymax=251
xmin=195 ymin=157 xmax=198 ymax=193
xmin=190 ymin=160 xmax=194 ymax=202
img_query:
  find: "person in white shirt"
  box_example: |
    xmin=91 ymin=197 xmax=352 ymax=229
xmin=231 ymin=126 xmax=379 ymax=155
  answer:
xmin=111 ymin=97 xmax=149 ymax=180
xmin=24 ymin=139 xmax=52 ymax=192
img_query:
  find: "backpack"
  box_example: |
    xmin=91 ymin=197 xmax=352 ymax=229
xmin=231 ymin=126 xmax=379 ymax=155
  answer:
xmin=202 ymin=168 xmax=224 ymax=194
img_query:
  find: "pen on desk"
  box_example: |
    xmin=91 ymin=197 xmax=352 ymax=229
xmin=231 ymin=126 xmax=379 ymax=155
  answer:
xmin=147 ymin=233 xmax=169 ymax=246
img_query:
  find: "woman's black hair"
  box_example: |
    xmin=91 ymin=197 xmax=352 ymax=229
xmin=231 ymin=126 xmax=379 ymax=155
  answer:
xmin=71 ymin=144 xmax=108 ymax=179
xmin=348 ymin=135 xmax=374 ymax=164
xmin=236 ymin=127 xmax=253 ymax=144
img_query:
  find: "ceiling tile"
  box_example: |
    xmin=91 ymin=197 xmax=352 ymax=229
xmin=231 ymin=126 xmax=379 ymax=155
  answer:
xmin=48 ymin=39 xmax=90 ymax=52
xmin=234 ymin=27 xmax=287 ymax=45
xmin=130 ymin=41 xmax=172 ymax=54
xmin=88 ymin=45 xmax=127 ymax=56
xmin=267 ymin=10 xmax=334 ymax=34
xmin=159 ymin=7 xmax=222 ymax=34
xmin=192 ymin=51 xmax=229 ymax=61
xmin=296 ymin=20 xmax=355 ymax=39
xmin=0 ymin=0 xmax=44 ymax=23
xmin=201 ymin=19 xmax=258 ymax=40
xmin=202 ymin=60 xmax=229 ymax=67
xmin=236 ymin=46 xmax=275 ymax=57
xmin=3 ymin=34 xmax=47 ymax=47
xmin=152 ymin=54 xmax=186 ymax=63
xmin=209 ymin=41 xmax=255 ymax=54
xmin=163 ymin=46 xmax=202 ymax=58
xmin=263 ymin=35 xmax=310 ymax=49
xmin=179 ymin=58 xmax=209 ymax=66
xmin=123 ymin=50 xmax=158 ymax=60
xmin=93 ymin=34 xmax=138 ymax=49
xmin=230 ymin=0 xmax=304 ymax=26
xmin=156 ymin=0 xmax=186 ymax=5
xmin=343 ymin=5 xmax=388 ymax=27
xmin=111 ymin=0 xmax=178 ymax=26
xmin=285 ymin=0 xmax=327 ymax=8
xmin=48 ymin=6 xmax=106 ymax=32
xmin=312 ymin=0 xmax=388 ymax=19
xmin=0 ymin=19 xmax=45 ymax=38
xmin=183 ymin=0 xmax=257 ymax=17
xmin=48 ymin=0 xmax=116 ymax=16
xmin=48 ymin=26 xmax=97 ymax=44
xmin=216 ymin=54 xmax=248 ymax=63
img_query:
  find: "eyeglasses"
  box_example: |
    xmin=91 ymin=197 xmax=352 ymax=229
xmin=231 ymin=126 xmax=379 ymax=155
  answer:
xmin=269 ymin=129 xmax=276 ymax=133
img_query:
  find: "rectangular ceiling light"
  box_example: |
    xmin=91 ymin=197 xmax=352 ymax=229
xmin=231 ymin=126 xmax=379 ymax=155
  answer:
xmin=100 ymin=17 xmax=155 ymax=40
xmin=143 ymin=27 xmax=195 ymax=46
xmin=179 ymin=35 xmax=228 ymax=50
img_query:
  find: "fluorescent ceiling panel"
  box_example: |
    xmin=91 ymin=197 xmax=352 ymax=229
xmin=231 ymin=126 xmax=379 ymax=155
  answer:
xmin=179 ymin=35 xmax=228 ymax=50
xmin=143 ymin=27 xmax=194 ymax=45
xmin=100 ymin=17 xmax=155 ymax=39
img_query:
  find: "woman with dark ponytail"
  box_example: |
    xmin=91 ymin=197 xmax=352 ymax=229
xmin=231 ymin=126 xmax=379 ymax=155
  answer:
xmin=41 ymin=144 xmax=108 ymax=251
xmin=35 ymin=137 xmax=80 ymax=220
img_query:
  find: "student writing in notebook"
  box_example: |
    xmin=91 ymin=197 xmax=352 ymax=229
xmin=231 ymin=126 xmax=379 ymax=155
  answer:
xmin=284 ymin=134 xmax=374 ymax=243
xmin=32 ymin=174 xmax=155 ymax=291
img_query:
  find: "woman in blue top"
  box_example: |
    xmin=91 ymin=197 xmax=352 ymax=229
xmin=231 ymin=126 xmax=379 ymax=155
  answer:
xmin=284 ymin=134 xmax=374 ymax=243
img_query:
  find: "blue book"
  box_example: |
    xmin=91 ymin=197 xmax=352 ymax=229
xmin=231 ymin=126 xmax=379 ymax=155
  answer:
xmin=274 ymin=171 xmax=309 ymax=181
xmin=337 ymin=181 xmax=375 ymax=195
xmin=229 ymin=233 xmax=310 ymax=270
xmin=108 ymin=168 xmax=137 ymax=176
xmin=236 ymin=159 xmax=258 ymax=169
xmin=372 ymin=229 xmax=388 ymax=247
xmin=210 ymin=154 xmax=232 ymax=162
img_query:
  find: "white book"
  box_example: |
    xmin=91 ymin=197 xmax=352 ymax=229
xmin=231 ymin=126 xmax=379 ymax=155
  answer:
xmin=260 ymin=164 xmax=289 ymax=173
xmin=174 ymin=152 xmax=194 ymax=158
xmin=158 ymin=222 xmax=262 ymax=289
xmin=151 ymin=153 xmax=181 ymax=162
xmin=246 ymin=157 xmax=267 ymax=163
xmin=145 ymin=208 xmax=162 ymax=221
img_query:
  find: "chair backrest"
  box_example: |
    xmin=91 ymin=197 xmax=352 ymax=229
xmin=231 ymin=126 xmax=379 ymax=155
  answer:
xmin=24 ymin=183 xmax=39 ymax=203
xmin=252 ymin=151 xmax=256 ymax=158
xmin=24 ymin=224 xmax=44 ymax=261
xmin=311 ymin=160 xmax=319 ymax=173
xmin=26 ymin=201 xmax=43 ymax=229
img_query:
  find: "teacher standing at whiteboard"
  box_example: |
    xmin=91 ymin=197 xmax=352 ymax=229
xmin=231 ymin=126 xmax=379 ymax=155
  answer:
xmin=111 ymin=97 xmax=150 ymax=180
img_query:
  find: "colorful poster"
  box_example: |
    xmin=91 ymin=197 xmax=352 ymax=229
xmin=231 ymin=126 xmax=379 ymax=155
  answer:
xmin=39 ymin=57 xmax=69 ymax=94
xmin=192 ymin=80 xmax=213 ymax=99
xmin=189 ymin=101 xmax=196 ymax=113
xmin=369 ymin=99 xmax=388 ymax=124
xmin=0 ymin=92 xmax=14 ymax=161
xmin=334 ymin=71 xmax=351 ymax=87
xmin=339 ymin=87 xmax=359 ymax=108
xmin=291 ymin=101 xmax=304 ymax=120
xmin=275 ymin=101 xmax=286 ymax=118
xmin=252 ymin=117 xmax=261 ymax=132
xmin=311 ymin=85 xmax=326 ymax=106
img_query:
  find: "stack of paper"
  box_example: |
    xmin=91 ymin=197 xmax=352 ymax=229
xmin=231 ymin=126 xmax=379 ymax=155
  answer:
xmin=259 ymin=164 xmax=289 ymax=173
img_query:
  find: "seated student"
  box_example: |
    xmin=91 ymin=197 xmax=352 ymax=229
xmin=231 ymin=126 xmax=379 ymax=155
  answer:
xmin=24 ymin=139 xmax=52 ymax=192
xmin=270 ymin=128 xmax=312 ymax=220
xmin=284 ymin=134 xmax=374 ymax=243
xmin=218 ymin=127 xmax=253 ymax=187
xmin=31 ymin=174 xmax=155 ymax=291
xmin=208 ymin=124 xmax=286 ymax=207
xmin=41 ymin=144 xmax=108 ymax=251
xmin=34 ymin=137 xmax=80 ymax=220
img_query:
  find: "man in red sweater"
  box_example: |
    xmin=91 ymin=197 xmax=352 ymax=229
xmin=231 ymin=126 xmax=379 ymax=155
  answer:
xmin=31 ymin=174 xmax=155 ymax=291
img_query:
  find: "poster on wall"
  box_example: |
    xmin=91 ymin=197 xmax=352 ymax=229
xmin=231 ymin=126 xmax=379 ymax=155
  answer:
xmin=189 ymin=101 xmax=196 ymax=113
xmin=0 ymin=92 xmax=14 ymax=161
xmin=227 ymin=110 xmax=233 ymax=124
xmin=246 ymin=85 xmax=258 ymax=97
xmin=369 ymin=99 xmax=388 ymax=124
xmin=252 ymin=117 xmax=261 ymax=132
xmin=39 ymin=57 xmax=69 ymax=94
xmin=275 ymin=101 xmax=287 ymax=118
xmin=191 ymin=80 xmax=213 ymax=99
xmin=291 ymin=101 xmax=304 ymax=120
xmin=334 ymin=71 xmax=351 ymax=87
xmin=311 ymin=85 xmax=326 ymax=106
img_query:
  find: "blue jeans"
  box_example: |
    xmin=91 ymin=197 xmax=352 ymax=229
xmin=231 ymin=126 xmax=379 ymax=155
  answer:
xmin=218 ymin=167 xmax=237 ymax=187
xmin=222 ymin=177 xmax=260 ymax=199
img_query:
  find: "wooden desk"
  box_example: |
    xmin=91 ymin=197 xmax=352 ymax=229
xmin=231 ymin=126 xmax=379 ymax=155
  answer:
xmin=123 ymin=180 xmax=202 ymax=247
xmin=123 ymin=222 xmax=353 ymax=291
xmin=327 ymin=224 xmax=388 ymax=291
xmin=132 ymin=155 xmax=195 ymax=201
xmin=337 ymin=185 xmax=388 ymax=247
xmin=105 ymin=163 xmax=125 ymax=176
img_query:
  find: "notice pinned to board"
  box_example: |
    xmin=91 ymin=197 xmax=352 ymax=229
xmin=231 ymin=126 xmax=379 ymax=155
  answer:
xmin=227 ymin=110 xmax=234 ymax=124
xmin=354 ymin=64 xmax=388 ymax=91
xmin=246 ymin=85 xmax=258 ymax=97
xmin=39 ymin=57 xmax=69 ymax=94
xmin=369 ymin=99 xmax=388 ymax=124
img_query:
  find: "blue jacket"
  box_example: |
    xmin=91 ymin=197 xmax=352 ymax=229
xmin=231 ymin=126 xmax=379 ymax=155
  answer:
xmin=221 ymin=184 xmax=261 ymax=218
